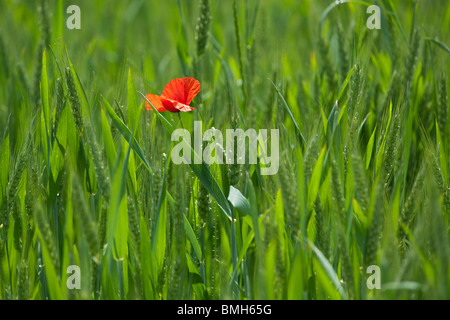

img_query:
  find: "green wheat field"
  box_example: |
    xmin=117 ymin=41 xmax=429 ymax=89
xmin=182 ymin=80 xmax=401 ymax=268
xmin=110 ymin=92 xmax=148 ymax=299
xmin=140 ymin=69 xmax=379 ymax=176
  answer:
xmin=0 ymin=0 xmax=449 ymax=300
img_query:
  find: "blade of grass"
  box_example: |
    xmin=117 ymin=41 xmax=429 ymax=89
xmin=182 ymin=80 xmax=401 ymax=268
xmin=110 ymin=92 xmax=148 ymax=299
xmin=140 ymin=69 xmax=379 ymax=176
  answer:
xmin=269 ymin=79 xmax=307 ymax=146
xmin=101 ymin=95 xmax=152 ymax=174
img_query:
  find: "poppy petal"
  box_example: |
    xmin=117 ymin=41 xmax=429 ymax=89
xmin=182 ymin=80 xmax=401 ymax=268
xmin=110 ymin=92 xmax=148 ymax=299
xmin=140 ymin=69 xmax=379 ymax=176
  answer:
xmin=161 ymin=97 xmax=182 ymax=113
xmin=145 ymin=93 xmax=167 ymax=112
xmin=174 ymin=102 xmax=195 ymax=112
xmin=161 ymin=77 xmax=200 ymax=105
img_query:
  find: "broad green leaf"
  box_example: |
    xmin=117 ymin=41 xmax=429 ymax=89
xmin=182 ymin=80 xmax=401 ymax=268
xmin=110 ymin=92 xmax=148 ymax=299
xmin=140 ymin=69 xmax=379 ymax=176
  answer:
xmin=189 ymin=161 xmax=233 ymax=220
xmin=287 ymin=249 xmax=304 ymax=299
xmin=227 ymin=186 xmax=251 ymax=216
xmin=309 ymin=240 xmax=347 ymax=300
xmin=186 ymin=253 xmax=207 ymax=299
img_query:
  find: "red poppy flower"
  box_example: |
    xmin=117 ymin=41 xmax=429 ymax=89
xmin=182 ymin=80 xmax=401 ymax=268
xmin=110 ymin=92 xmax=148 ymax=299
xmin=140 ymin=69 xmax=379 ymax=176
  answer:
xmin=145 ymin=77 xmax=200 ymax=113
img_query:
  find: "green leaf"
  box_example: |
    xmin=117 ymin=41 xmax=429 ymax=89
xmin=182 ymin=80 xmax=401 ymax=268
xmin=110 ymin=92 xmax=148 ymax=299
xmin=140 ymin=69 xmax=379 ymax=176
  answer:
xmin=41 ymin=50 xmax=50 ymax=136
xmin=101 ymin=96 xmax=152 ymax=174
xmin=0 ymin=134 xmax=9 ymax=201
xmin=375 ymin=101 xmax=393 ymax=174
xmin=183 ymin=214 xmax=202 ymax=261
xmin=137 ymin=91 xmax=174 ymax=134
xmin=309 ymin=240 xmax=347 ymax=300
xmin=227 ymin=186 xmax=251 ymax=216
xmin=269 ymin=79 xmax=307 ymax=146
xmin=307 ymin=145 xmax=326 ymax=209
xmin=140 ymin=216 xmax=156 ymax=299
xmin=107 ymin=105 xmax=144 ymax=261
xmin=66 ymin=50 xmax=91 ymax=121
xmin=189 ymin=161 xmax=233 ymax=220
xmin=186 ymin=253 xmax=207 ymax=299
xmin=100 ymin=107 xmax=117 ymax=175
xmin=275 ymin=189 xmax=287 ymax=255
xmin=37 ymin=217 xmax=64 ymax=299
xmin=436 ymin=122 xmax=448 ymax=182
xmin=51 ymin=0 xmax=64 ymax=46
xmin=41 ymin=50 xmax=51 ymax=178
xmin=127 ymin=68 xmax=139 ymax=137
xmin=336 ymin=65 xmax=355 ymax=102
xmin=365 ymin=125 xmax=377 ymax=170
xmin=426 ymin=38 xmax=450 ymax=55
xmin=152 ymin=158 xmax=168 ymax=272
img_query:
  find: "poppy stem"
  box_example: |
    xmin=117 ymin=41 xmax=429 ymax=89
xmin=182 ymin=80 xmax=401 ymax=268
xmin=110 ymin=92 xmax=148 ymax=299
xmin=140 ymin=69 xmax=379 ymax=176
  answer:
xmin=177 ymin=112 xmax=185 ymax=129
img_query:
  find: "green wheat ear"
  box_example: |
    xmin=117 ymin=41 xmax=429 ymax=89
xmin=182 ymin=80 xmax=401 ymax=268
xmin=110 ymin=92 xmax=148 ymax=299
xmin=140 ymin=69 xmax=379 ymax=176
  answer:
xmin=279 ymin=158 xmax=299 ymax=236
xmin=32 ymin=0 xmax=50 ymax=107
xmin=331 ymin=160 xmax=354 ymax=297
xmin=197 ymin=181 xmax=210 ymax=225
xmin=17 ymin=260 xmax=29 ymax=300
xmin=72 ymin=173 xmax=98 ymax=258
xmin=65 ymin=67 xmax=84 ymax=136
xmin=404 ymin=28 xmax=420 ymax=92
xmin=384 ymin=111 xmax=400 ymax=189
xmin=52 ymin=78 xmax=65 ymax=144
xmin=314 ymin=197 xmax=330 ymax=259
xmin=84 ymin=120 xmax=110 ymax=202
xmin=397 ymin=164 xmax=425 ymax=255
xmin=32 ymin=41 xmax=44 ymax=107
xmin=168 ymin=169 xmax=187 ymax=300
xmin=303 ymin=134 xmax=319 ymax=183
xmin=438 ymin=72 xmax=448 ymax=134
xmin=35 ymin=203 xmax=59 ymax=273
xmin=352 ymin=150 xmax=369 ymax=213
xmin=337 ymin=23 xmax=349 ymax=83
xmin=364 ymin=178 xmax=384 ymax=269
xmin=318 ymin=35 xmax=335 ymax=92
xmin=195 ymin=0 xmax=211 ymax=58
xmin=348 ymin=63 xmax=362 ymax=121
xmin=432 ymin=153 xmax=450 ymax=215
xmin=0 ymin=30 xmax=10 ymax=78
xmin=6 ymin=135 xmax=31 ymax=240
